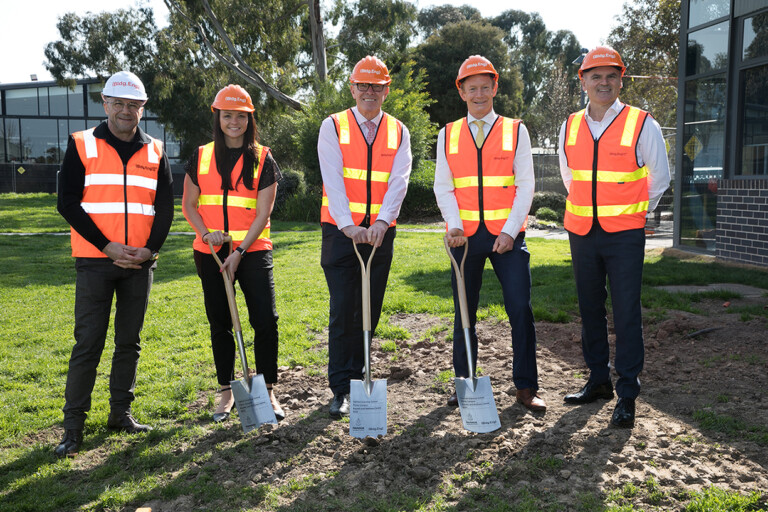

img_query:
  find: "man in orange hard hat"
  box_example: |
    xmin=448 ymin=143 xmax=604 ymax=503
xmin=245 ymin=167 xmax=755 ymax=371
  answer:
xmin=559 ymin=46 xmax=670 ymax=427
xmin=55 ymin=71 xmax=174 ymax=457
xmin=434 ymin=55 xmax=546 ymax=412
xmin=317 ymin=56 xmax=412 ymax=418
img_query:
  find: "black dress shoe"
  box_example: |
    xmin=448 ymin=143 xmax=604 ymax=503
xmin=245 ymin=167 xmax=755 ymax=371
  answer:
xmin=107 ymin=412 xmax=153 ymax=433
xmin=447 ymin=392 xmax=459 ymax=407
xmin=611 ymin=397 xmax=635 ymax=428
xmin=54 ymin=429 xmax=82 ymax=458
xmin=272 ymin=404 xmax=286 ymax=422
xmin=329 ymin=393 xmax=350 ymax=419
xmin=564 ymin=380 xmax=614 ymax=404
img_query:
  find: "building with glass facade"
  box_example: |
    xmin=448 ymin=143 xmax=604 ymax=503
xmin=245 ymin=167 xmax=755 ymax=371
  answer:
xmin=0 ymin=78 xmax=181 ymax=193
xmin=678 ymin=0 xmax=768 ymax=266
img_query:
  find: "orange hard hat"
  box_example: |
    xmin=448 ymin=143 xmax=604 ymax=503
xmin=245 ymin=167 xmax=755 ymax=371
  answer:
xmin=578 ymin=46 xmax=626 ymax=78
xmin=455 ymin=55 xmax=499 ymax=90
xmin=210 ymin=84 xmax=255 ymax=112
xmin=349 ymin=56 xmax=391 ymax=85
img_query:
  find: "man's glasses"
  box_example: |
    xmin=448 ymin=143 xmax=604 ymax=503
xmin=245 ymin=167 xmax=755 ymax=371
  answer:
xmin=106 ymin=100 xmax=143 ymax=113
xmin=354 ymin=83 xmax=385 ymax=93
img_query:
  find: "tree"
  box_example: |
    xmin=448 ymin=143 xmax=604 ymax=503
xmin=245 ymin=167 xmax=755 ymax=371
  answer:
xmin=607 ymin=0 xmax=680 ymax=128
xmin=414 ymin=20 xmax=524 ymax=132
xmin=536 ymin=61 xmax=578 ymax=149
xmin=416 ymin=4 xmax=482 ymax=38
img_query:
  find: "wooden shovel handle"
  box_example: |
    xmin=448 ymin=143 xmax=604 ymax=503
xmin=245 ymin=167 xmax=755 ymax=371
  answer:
xmin=352 ymin=241 xmax=377 ymax=332
xmin=208 ymin=236 xmax=240 ymax=333
xmin=443 ymin=237 xmax=471 ymax=329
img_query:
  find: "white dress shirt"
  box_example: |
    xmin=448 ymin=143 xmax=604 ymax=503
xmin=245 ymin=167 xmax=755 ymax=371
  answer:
xmin=317 ymin=107 xmax=412 ymax=230
xmin=434 ymin=109 xmax=535 ymax=238
xmin=558 ymin=98 xmax=671 ymax=212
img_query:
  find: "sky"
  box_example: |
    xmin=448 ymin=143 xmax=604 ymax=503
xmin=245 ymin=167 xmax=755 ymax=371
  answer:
xmin=0 ymin=0 xmax=627 ymax=85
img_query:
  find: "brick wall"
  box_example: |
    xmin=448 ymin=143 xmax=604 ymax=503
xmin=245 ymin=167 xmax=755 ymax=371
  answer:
xmin=716 ymin=179 xmax=768 ymax=267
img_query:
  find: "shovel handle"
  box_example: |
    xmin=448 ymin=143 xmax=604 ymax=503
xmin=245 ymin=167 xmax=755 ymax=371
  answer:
xmin=443 ymin=237 xmax=470 ymax=329
xmin=353 ymin=241 xmax=377 ymax=388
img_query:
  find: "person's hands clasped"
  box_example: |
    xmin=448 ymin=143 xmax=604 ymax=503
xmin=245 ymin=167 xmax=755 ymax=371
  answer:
xmin=444 ymin=228 xmax=467 ymax=248
xmin=492 ymin=232 xmax=515 ymax=254
xmin=103 ymin=242 xmax=152 ymax=269
xmin=367 ymin=220 xmax=389 ymax=248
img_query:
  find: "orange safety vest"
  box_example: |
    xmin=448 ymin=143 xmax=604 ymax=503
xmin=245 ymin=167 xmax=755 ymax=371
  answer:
xmin=563 ymin=105 xmax=650 ymax=235
xmin=444 ymin=116 xmax=523 ymax=237
xmin=320 ymin=109 xmax=402 ymax=226
xmin=192 ymin=141 xmax=272 ymax=254
xmin=70 ymin=128 xmax=162 ymax=258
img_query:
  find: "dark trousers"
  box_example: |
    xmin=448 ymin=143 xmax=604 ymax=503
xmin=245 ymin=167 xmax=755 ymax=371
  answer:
xmin=62 ymin=258 xmax=154 ymax=430
xmin=568 ymin=225 xmax=645 ymax=399
xmin=451 ymin=224 xmax=539 ymax=390
xmin=321 ymin=223 xmax=395 ymax=394
xmin=194 ymin=249 xmax=279 ymax=387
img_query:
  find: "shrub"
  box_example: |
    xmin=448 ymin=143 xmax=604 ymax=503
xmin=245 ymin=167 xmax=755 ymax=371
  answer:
xmin=272 ymin=184 xmax=322 ymax=223
xmin=400 ymin=159 xmax=440 ymax=221
xmin=274 ymin=167 xmax=306 ymax=213
xmin=535 ymin=207 xmax=560 ymax=222
xmin=531 ymin=191 xmax=566 ymax=217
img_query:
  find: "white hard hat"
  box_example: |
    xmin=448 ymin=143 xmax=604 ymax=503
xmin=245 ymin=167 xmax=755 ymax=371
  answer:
xmin=102 ymin=71 xmax=147 ymax=101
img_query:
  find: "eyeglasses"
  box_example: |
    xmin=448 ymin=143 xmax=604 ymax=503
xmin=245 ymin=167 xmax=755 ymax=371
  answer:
xmin=106 ymin=100 xmax=143 ymax=113
xmin=354 ymin=83 xmax=385 ymax=93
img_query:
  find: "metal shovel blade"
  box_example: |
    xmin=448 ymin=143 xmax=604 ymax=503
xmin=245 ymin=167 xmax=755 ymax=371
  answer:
xmin=230 ymin=373 xmax=277 ymax=434
xmin=455 ymin=376 xmax=501 ymax=433
xmin=349 ymin=378 xmax=387 ymax=438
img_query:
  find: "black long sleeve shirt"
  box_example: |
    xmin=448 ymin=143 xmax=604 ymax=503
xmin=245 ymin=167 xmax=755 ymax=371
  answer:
xmin=57 ymin=121 xmax=174 ymax=253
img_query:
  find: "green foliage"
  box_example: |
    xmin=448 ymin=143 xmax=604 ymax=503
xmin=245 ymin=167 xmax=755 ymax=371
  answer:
xmin=400 ymin=159 xmax=440 ymax=220
xmin=534 ymin=207 xmax=559 ymax=223
xmin=417 ymin=5 xmax=483 ymax=39
xmin=415 ymin=20 xmax=524 ymax=130
xmin=531 ymin=191 xmax=566 ymax=217
xmin=684 ymin=486 xmax=765 ymax=512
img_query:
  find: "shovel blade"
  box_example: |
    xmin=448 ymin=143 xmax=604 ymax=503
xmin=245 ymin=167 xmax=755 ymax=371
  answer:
xmin=230 ymin=373 xmax=277 ymax=434
xmin=349 ymin=379 xmax=387 ymax=438
xmin=455 ymin=376 xmax=501 ymax=433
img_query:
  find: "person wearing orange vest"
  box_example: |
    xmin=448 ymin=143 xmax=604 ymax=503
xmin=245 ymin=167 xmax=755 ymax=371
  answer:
xmin=55 ymin=71 xmax=174 ymax=457
xmin=559 ymin=46 xmax=670 ymax=428
xmin=317 ymin=56 xmax=412 ymax=419
xmin=182 ymin=85 xmax=284 ymax=423
xmin=434 ymin=55 xmax=546 ymax=413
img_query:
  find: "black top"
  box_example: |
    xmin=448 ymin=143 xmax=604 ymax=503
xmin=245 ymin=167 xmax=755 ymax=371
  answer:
xmin=56 ymin=121 xmax=174 ymax=253
xmin=184 ymin=145 xmax=282 ymax=190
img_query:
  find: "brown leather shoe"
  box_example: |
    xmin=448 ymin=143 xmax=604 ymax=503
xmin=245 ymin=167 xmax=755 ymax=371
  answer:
xmin=516 ymin=388 xmax=547 ymax=412
xmin=447 ymin=392 xmax=458 ymax=407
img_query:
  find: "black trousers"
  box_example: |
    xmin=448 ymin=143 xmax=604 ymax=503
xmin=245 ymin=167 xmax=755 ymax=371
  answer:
xmin=569 ymin=225 xmax=645 ymax=399
xmin=62 ymin=258 xmax=154 ymax=430
xmin=320 ymin=223 xmax=395 ymax=394
xmin=194 ymin=249 xmax=279 ymax=387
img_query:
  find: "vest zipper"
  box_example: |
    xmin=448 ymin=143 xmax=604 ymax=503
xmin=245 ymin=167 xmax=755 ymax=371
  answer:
xmin=365 ymin=138 xmax=373 ymax=226
xmin=223 ymin=189 xmax=229 ymax=234
xmin=477 ymin=145 xmax=484 ymax=225
xmin=123 ymin=162 xmax=129 ymax=245
xmin=592 ymin=139 xmax=599 ymax=225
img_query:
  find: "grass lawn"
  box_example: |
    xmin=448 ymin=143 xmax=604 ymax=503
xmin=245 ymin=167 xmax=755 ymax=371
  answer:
xmin=1 ymin=193 xmax=767 ymax=511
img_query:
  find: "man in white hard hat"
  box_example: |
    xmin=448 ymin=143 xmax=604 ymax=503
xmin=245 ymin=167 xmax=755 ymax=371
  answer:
xmin=55 ymin=71 xmax=174 ymax=457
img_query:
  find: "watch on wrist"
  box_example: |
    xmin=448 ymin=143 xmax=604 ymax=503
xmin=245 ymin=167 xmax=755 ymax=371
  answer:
xmin=235 ymin=247 xmax=246 ymax=258
xmin=149 ymin=251 xmax=160 ymax=261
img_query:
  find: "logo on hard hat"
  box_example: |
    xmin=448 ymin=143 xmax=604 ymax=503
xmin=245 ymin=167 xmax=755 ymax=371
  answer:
xmin=111 ymin=80 xmax=141 ymax=90
xmin=360 ymin=69 xmax=381 ymax=75
xmin=466 ymin=63 xmax=488 ymax=69
xmin=225 ymin=96 xmax=246 ymax=103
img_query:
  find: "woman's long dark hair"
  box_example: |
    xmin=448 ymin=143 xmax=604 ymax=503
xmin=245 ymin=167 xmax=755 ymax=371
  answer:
xmin=212 ymin=109 xmax=261 ymax=190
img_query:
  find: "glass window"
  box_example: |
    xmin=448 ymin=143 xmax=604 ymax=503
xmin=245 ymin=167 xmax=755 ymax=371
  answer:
xmin=680 ymin=75 xmax=727 ymax=251
xmin=743 ymin=11 xmax=768 ymax=60
xmin=58 ymin=119 xmax=69 ymax=160
xmin=68 ymin=85 xmax=84 ymax=116
xmin=165 ymin=128 xmax=181 ymax=162
xmin=38 ymin=88 xmax=49 ymax=116
xmin=144 ymin=120 xmax=163 ymax=139
xmin=20 ymin=119 xmax=59 ymax=163
xmin=689 ymin=0 xmax=730 ymax=28
xmin=4 ymin=118 xmax=21 ymax=161
xmin=69 ymin=119 xmax=87 ymax=134
xmin=739 ymin=64 xmax=768 ymax=175
xmin=87 ymin=82 xmax=104 ymax=117
xmin=49 ymin=86 xmax=68 ymax=116
xmin=5 ymin=88 xmax=38 ymax=115
xmin=736 ymin=0 xmax=768 ymax=17
xmin=0 ymin=120 xmax=6 ymax=161
xmin=687 ymin=21 xmax=730 ymax=75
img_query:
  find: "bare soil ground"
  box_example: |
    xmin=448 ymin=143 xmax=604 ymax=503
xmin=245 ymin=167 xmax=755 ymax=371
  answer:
xmin=122 ymin=287 xmax=768 ymax=512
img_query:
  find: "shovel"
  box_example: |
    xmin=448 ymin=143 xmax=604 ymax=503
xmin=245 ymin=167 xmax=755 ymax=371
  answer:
xmin=444 ymin=237 xmax=501 ymax=433
xmin=209 ymin=237 xmax=277 ymax=433
xmin=349 ymin=241 xmax=387 ymax=438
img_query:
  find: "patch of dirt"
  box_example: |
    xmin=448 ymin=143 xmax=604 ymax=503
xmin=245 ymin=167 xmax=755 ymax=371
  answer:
xmin=53 ymin=294 xmax=768 ymax=511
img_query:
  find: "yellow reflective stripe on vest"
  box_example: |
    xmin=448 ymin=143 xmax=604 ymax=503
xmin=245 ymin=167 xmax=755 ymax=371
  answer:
xmin=620 ymin=107 xmax=641 ymax=147
xmin=337 ymin=111 xmax=350 ymax=145
xmin=453 ymin=175 xmax=515 ymax=188
xmin=322 ymin=196 xmax=381 ymax=214
xmin=566 ymin=200 xmax=650 ymax=217
xmin=343 ymin=167 xmax=391 ymax=183
xmin=387 ymin=115 xmax=397 ymax=149
xmin=206 ymin=227 xmax=270 ymax=242
xmin=448 ymin=118 xmax=464 ymax=155
xmin=198 ymin=142 xmax=214 ymax=175
xmin=502 ymin=117 xmax=515 ymax=151
xmin=570 ymin=166 xmax=648 ymax=183
xmin=566 ymin=110 xmax=586 ymax=146
xmin=198 ymin=195 xmax=258 ymax=209
xmin=458 ymin=208 xmax=512 ymax=221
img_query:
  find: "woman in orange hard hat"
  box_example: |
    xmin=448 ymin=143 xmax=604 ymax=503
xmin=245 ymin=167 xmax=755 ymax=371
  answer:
xmin=182 ymin=84 xmax=284 ymax=422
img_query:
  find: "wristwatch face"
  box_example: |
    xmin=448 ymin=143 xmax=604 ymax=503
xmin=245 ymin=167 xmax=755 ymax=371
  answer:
xmin=151 ymin=252 xmax=159 ymax=261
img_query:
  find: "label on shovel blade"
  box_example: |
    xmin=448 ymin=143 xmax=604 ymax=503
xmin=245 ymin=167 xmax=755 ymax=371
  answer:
xmin=231 ymin=374 xmax=277 ymax=434
xmin=456 ymin=376 xmax=501 ymax=433
xmin=349 ymin=379 xmax=387 ymax=438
